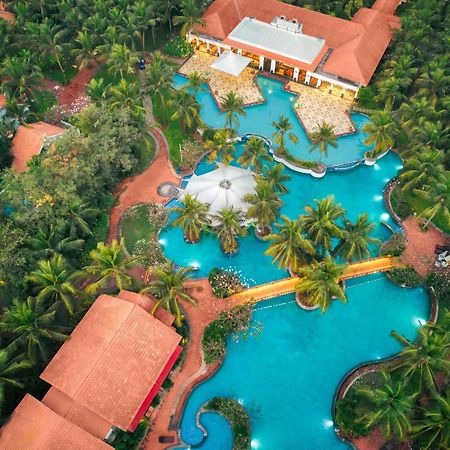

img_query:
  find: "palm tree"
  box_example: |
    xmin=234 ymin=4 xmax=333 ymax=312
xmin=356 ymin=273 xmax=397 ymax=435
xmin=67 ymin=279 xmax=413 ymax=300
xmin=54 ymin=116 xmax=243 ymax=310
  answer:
xmin=26 ymin=255 xmax=82 ymax=315
xmin=264 ymin=163 xmax=291 ymax=194
xmin=272 ymin=115 xmax=298 ymax=153
xmin=83 ymin=239 xmax=142 ymax=294
xmin=399 ymin=148 xmax=445 ymax=192
xmin=171 ymin=194 xmax=210 ymax=243
xmin=308 ymin=122 xmax=338 ymax=161
xmin=264 ymin=215 xmax=315 ymax=272
xmin=158 ymin=0 xmax=179 ymax=35
xmin=168 ymin=89 xmax=201 ymax=132
xmin=301 ymin=196 xmax=345 ymax=255
xmin=238 ymin=136 xmax=271 ymax=173
xmin=186 ymin=71 xmax=207 ymax=96
xmin=72 ymin=30 xmax=99 ymax=69
xmin=399 ymin=96 xmax=430 ymax=129
xmin=173 ymin=0 xmax=206 ymax=37
xmin=413 ymin=120 xmax=449 ymax=151
xmin=212 ymin=207 xmax=247 ymax=254
xmin=375 ymin=78 xmax=407 ymax=110
xmin=220 ymin=91 xmax=246 ymax=131
xmin=144 ymin=54 xmax=174 ymax=109
xmin=353 ymin=370 xmax=416 ymax=440
xmin=411 ymin=388 xmax=450 ymax=449
xmin=0 ymin=297 xmax=68 ymax=365
xmin=295 ymin=257 xmax=347 ymax=312
xmin=140 ymin=260 xmax=197 ymax=327
xmin=333 ymin=213 xmax=380 ymax=262
xmin=109 ymin=78 xmax=145 ymax=119
xmin=362 ymin=110 xmax=398 ymax=156
xmin=414 ymin=173 xmax=450 ymax=228
xmin=390 ymin=325 xmax=450 ymax=392
xmin=204 ymin=128 xmax=236 ymax=165
xmin=107 ymin=44 xmax=138 ymax=79
xmin=0 ymin=56 xmax=43 ymax=101
xmin=66 ymin=201 xmax=100 ymax=238
xmin=132 ymin=0 xmax=160 ymax=51
xmin=0 ymin=349 xmax=32 ymax=411
xmin=86 ymin=78 xmax=110 ymax=104
xmin=417 ymin=67 xmax=449 ymax=106
xmin=244 ymin=179 xmax=282 ymax=237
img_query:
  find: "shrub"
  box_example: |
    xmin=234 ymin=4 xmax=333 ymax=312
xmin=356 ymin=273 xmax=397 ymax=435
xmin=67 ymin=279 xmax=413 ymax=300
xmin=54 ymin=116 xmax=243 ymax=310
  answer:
xmin=388 ymin=265 xmax=422 ymax=287
xmin=202 ymin=305 xmax=252 ymax=364
xmin=179 ymin=139 xmax=204 ymax=172
xmin=163 ymin=36 xmax=194 ymax=57
xmin=113 ymin=418 xmax=149 ymax=450
xmin=273 ymin=147 xmax=322 ymax=171
xmin=162 ymin=377 xmax=173 ymax=390
xmin=335 ymin=397 xmax=370 ymax=438
xmin=356 ymin=86 xmax=378 ymax=109
xmin=208 ymin=268 xmax=244 ymax=298
xmin=425 ymin=271 xmax=450 ymax=324
xmin=202 ymin=127 xmax=217 ymax=142
xmin=381 ymin=232 xmax=406 ymax=257
xmin=205 ymin=397 xmax=251 ymax=450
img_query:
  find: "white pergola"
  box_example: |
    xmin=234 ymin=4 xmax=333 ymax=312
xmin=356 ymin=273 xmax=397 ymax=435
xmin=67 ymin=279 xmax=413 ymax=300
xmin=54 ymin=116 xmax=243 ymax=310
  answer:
xmin=210 ymin=50 xmax=252 ymax=77
xmin=181 ymin=163 xmax=256 ymax=225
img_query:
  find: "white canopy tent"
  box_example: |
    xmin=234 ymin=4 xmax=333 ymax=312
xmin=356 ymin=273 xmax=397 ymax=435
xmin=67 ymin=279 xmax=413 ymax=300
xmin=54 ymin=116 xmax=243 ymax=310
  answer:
xmin=210 ymin=50 xmax=252 ymax=77
xmin=181 ymin=163 xmax=256 ymax=225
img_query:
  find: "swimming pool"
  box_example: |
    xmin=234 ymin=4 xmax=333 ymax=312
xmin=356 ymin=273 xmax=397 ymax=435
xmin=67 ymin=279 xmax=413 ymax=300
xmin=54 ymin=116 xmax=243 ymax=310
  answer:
xmin=173 ymin=73 xmax=372 ymax=167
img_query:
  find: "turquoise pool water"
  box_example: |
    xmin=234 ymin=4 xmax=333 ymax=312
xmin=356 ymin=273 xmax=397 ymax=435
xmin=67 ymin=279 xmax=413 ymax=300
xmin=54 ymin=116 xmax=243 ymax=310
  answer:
xmin=179 ymin=278 xmax=429 ymax=450
xmin=173 ymin=73 xmax=372 ymax=166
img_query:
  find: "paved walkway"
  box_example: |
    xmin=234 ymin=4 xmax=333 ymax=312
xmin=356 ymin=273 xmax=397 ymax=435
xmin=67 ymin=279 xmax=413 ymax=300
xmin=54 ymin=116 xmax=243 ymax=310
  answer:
xmin=143 ymin=278 xmax=229 ymax=450
xmin=401 ymin=216 xmax=449 ymax=277
xmin=229 ymin=257 xmax=398 ymax=303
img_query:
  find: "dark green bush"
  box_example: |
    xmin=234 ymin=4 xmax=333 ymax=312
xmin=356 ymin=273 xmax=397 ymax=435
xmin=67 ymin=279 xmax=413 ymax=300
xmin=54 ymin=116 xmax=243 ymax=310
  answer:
xmin=202 ymin=127 xmax=217 ymax=142
xmin=381 ymin=232 xmax=406 ymax=257
xmin=208 ymin=268 xmax=244 ymax=298
xmin=388 ymin=265 xmax=422 ymax=287
xmin=162 ymin=377 xmax=173 ymax=390
xmin=163 ymin=36 xmax=193 ymax=57
xmin=335 ymin=397 xmax=370 ymax=438
xmin=150 ymin=393 xmax=161 ymax=407
xmin=205 ymin=397 xmax=251 ymax=450
xmin=113 ymin=418 xmax=149 ymax=450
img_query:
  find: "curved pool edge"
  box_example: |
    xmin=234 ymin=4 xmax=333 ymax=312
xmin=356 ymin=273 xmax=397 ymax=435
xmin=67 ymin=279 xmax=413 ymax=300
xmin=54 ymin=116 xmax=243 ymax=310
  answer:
xmin=332 ymin=284 xmax=437 ymax=448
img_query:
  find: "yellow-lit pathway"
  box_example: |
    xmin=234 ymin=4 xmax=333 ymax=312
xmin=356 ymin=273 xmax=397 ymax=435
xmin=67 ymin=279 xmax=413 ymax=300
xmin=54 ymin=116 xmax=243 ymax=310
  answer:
xmin=230 ymin=257 xmax=399 ymax=304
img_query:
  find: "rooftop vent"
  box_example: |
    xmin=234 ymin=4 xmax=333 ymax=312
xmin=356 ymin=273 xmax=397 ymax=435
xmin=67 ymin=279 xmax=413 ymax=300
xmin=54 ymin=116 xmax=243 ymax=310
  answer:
xmin=271 ymin=16 xmax=303 ymax=34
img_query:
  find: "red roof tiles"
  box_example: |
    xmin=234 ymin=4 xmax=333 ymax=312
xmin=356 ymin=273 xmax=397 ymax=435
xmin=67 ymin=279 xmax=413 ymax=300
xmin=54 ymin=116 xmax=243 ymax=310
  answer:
xmin=199 ymin=0 xmax=401 ymax=85
xmin=0 ymin=94 xmax=6 ymax=108
xmin=11 ymin=122 xmax=64 ymax=173
xmin=0 ymin=395 xmax=112 ymax=450
xmin=40 ymin=294 xmax=182 ymax=436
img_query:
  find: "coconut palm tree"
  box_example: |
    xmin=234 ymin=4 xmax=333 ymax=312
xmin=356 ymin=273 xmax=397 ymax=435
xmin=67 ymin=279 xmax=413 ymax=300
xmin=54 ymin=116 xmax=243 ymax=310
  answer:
xmin=86 ymin=78 xmax=110 ymax=104
xmin=411 ymin=388 xmax=450 ymax=449
xmin=108 ymin=78 xmax=145 ymax=120
xmin=171 ymin=194 xmax=210 ymax=243
xmin=140 ymin=260 xmax=197 ymax=327
xmin=158 ymin=0 xmax=179 ymax=35
xmin=173 ymin=0 xmax=206 ymax=37
xmin=272 ymin=115 xmax=298 ymax=152
xmin=413 ymin=120 xmax=449 ymax=152
xmin=238 ymin=136 xmax=271 ymax=173
xmin=295 ymin=256 xmax=347 ymax=312
xmin=83 ymin=239 xmax=142 ymax=294
xmin=417 ymin=67 xmax=449 ymax=106
xmin=333 ymin=213 xmax=380 ymax=262
xmin=66 ymin=201 xmax=100 ymax=238
xmin=244 ymin=179 xmax=282 ymax=237
xmin=72 ymin=30 xmax=99 ymax=69
xmin=168 ymin=89 xmax=201 ymax=132
xmin=301 ymin=196 xmax=345 ymax=256
xmin=220 ymin=91 xmax=246 ymax=131
xmin=390 ymin=324 xmax=450 ymax=392
xmin=399 ymin=148 xmax=445 ymax=192
xmin=362 ymin=110 xmax=398 ymax=155
xmin=264 ymin=163 xmax=291 ymax=194
xmin=212 ymin=207 xmax=247 ymax=254
xmin=375 ymin=78 xmax=407 ymax=110
xmin=144 ymin=54 xmax=174 ymax=109
xmin=414 ymin=173 xmax=450 ymax=228
xmin=0 ymin=56 xmax=43 ymax=101
xmin=186 ymin=71 xmax=207 ymax=96
xmin=26 ymin=255 xmax=82 ymax=315
xmin=264 ymin=215 xmax=315 ymax=272
xmin=0 ymin=297 xmax=68 ymax=365
xmin=353 ymin=370 xmax=416 ymax=440
xmin=399 ymin=96 xmax=431 ymax=129
xmin=107 ymin=43 xmax=138 ymax=79
xmin=204 ymin=128 xmax=236 ymax=165
xmin=132 ymin=0 xmax=160 ymax=51
xmin=0 ymin=349 xmax=32 ymax=412
xmin=308 ymin=122 xmax=338 ymax=161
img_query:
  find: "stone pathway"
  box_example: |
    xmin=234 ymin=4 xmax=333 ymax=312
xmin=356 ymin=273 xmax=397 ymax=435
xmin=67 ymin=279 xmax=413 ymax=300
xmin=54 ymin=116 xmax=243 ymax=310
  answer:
xmin=401 ymin=216 xmax=450 ymax=277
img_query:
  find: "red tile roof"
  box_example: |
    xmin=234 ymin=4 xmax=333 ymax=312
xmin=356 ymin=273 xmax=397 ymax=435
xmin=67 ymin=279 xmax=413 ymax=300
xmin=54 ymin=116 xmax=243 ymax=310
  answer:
xmin=40 ymin=294 xmax=182 ymax=436
xmin=0 ymin=94 xmax=6 ymax=108
xmin=0 ymin=2 xmax=14 ymax=21
xmin=0 ymin=394 xmax=112 ymax=450
xmin=11 ymin=122 xmax=65 ymax=173
xmin=198 ymin=0 xmax=401 ymax=85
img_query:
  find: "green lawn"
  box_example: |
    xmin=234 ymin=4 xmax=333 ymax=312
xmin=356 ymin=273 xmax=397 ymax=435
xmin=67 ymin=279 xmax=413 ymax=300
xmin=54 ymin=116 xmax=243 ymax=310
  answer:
xmin=134 ymin=133 xmax=156 ymax=174
xmin=42 ymin=65 xmax=78 ymax=85
xmin=120 ymin=204 xmax=160 ymax=254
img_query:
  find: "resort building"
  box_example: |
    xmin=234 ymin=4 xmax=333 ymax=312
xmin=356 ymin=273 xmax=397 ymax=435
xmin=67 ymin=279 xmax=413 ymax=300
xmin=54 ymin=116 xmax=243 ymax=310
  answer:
xmin=10 ymin=121 xmax=65 ymax=173
xmin=189 ymin=0 xmax=402 ymax=97
xmin=0 ymin=291 xmax=182 ymax=446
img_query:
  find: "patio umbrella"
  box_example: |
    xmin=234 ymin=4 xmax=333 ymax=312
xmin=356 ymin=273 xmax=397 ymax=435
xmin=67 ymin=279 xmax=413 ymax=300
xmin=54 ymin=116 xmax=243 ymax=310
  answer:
xmin=181 ymin=163 xmax=256 ymax=225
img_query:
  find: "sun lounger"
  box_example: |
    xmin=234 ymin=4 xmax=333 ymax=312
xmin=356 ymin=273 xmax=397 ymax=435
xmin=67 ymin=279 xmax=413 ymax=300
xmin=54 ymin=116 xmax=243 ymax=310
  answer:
xmin=438 ymin=251 xmax=448 ymax=261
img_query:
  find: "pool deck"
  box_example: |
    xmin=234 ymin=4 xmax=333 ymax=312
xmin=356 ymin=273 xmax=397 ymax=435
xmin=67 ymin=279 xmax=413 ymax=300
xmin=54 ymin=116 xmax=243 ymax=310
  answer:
xmin=179 ymin=51 xmax=356 ymax=136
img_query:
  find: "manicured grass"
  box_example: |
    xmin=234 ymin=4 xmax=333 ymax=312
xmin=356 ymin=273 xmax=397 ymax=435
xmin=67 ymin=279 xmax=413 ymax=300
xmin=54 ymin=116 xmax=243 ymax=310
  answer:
xmin=42 ymin=65 xmax=78 ymax=85
xmin=134 ymin=133 xmax=156 ymax=174
xmin=120 ymin=204 xmax=159 ymax=254
xmin=93 ymin=63 xmax=138 ymax=86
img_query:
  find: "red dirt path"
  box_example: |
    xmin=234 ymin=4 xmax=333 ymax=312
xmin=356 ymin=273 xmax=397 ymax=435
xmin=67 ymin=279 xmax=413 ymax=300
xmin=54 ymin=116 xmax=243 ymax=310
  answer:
xmin=43 ymin=64 xmax=99 ymax=118
xmin=401 ymin=216 xmax=449 ymax=277
xmin=108 ymin=128 xmax=180 ymax=242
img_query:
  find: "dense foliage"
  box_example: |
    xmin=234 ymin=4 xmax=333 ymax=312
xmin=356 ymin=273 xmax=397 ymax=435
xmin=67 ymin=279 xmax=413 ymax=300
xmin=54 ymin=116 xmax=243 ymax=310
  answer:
xmin=388 ymin=265 xmax=422 ymax=288
xmin=164 ymin=35 xmax=194 ymax=57
xmin=208 ymin=268 xmax=244 ymax=298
